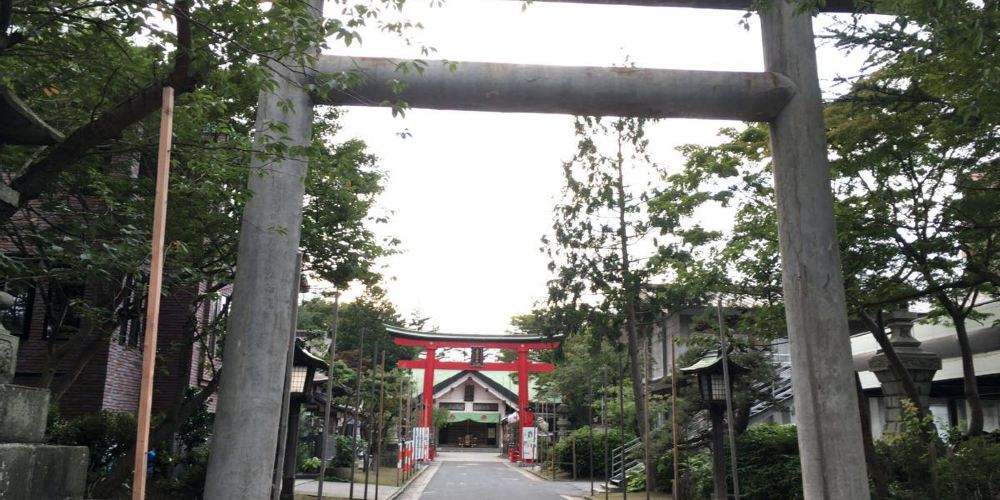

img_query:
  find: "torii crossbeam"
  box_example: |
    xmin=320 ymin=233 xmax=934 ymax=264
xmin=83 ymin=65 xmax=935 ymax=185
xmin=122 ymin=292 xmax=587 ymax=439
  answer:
xmin=206 ymin=2 xmax=875 ymax=499
xmin=387 ymin=325 xmax=561 ymax=462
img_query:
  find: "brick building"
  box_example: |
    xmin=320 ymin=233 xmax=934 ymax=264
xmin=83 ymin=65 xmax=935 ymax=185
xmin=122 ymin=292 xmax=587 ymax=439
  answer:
xmin=2 ymin=277 xmax=222 ymax=418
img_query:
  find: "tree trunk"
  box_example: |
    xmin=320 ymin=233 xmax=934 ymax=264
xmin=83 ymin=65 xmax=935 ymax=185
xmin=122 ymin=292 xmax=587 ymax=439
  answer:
xmin=613 ymin=136 xmax=653 ymax=492
xmin=950 ymin=313 xmax=983 ymax=435
xmin=856 ymin=374 xmax=890 ymax=500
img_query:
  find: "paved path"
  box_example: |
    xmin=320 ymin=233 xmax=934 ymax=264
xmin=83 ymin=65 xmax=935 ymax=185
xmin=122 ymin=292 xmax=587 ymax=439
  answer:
xmin=397 ymin=452 xmax=598 ymax=500
xmin=294 ymin=478 xmax=400 ymax=500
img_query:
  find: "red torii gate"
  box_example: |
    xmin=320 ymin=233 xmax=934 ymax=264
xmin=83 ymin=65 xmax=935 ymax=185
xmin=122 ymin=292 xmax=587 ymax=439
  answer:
xmin=387 ymin=325 xmax=561 ymax=461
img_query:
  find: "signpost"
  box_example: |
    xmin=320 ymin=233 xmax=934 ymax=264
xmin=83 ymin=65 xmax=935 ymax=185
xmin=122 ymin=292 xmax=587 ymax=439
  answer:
xmin=521 ymin=427 xmax=537 ymax=463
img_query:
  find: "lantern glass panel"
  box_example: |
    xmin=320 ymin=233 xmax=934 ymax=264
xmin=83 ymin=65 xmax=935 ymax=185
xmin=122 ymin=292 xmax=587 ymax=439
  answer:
xmin=290 ymin=366 xmax=308 ymax=393
xmin=711 ymin=373 xmax=726 ymax=401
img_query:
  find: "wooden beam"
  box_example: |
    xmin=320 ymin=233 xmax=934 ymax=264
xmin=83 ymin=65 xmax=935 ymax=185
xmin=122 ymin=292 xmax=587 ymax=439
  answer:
xmin=314 ymin=56 xmax=795 ymax=122
xmin=391 ymin=337 xmax=559 ymax=350
xmin=397 ymin=360 xmax=556 ymax=372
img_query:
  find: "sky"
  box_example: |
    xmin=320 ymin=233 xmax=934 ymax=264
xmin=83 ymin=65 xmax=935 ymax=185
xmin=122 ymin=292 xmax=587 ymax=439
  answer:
xmin=315 ymin=1 xmax=871 ymax=334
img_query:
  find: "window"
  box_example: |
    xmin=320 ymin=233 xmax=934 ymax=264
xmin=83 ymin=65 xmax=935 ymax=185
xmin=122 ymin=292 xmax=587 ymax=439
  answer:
xmin=118 ymin=274 xmax=148 ymax=347
xmin=0 ymin=281 xmax=35 ymax=337
xmin=44 ymin=282 xmax=85 ymax=339
xmin=473 ymin=403 xmax=498 ymax=412
xmin=463 ymin=385 xmax=475 ymax=402
xmin=440 ymin=402 xmax=465 ymax=411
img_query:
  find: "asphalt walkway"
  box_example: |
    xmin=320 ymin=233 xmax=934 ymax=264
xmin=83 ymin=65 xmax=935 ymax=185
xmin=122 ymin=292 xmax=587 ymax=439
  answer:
xmin=397 ymin=452 xmax=598 ymax=500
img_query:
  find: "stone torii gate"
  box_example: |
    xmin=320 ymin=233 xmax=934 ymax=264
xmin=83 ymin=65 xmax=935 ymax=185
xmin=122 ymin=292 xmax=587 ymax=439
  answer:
xmin=386 ymin=325 xmax=560 ymax=461
xmin=204 ymin=2 xmax=877 ymax=499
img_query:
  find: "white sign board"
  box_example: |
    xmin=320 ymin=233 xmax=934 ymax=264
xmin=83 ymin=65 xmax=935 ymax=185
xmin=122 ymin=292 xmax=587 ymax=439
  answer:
xmin=414 ymin=427 xmax=430 ymax=461
xmin=521 ymin=427 xmax=537 ymax=461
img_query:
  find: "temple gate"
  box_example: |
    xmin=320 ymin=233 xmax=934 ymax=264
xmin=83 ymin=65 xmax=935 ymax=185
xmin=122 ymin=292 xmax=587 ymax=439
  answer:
xmin=386 ymin=325 xmax=560 ymax=462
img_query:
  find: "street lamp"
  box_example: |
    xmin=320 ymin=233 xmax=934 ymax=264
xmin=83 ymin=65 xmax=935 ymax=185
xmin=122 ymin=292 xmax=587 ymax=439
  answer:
xmin=681 ymin=350 xmax=747 ymax=500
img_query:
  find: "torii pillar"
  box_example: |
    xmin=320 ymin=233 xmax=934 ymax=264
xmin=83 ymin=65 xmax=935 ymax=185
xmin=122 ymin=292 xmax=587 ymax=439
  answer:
xmin=389 ymin=326 xmax=559 ymax=463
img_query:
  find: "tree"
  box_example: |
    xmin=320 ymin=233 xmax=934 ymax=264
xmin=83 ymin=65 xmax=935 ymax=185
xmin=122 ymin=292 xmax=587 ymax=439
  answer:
xmin=543 ymin=116 xmax=659 ymax=491
xmin=0 ymin=0 xmax=423 ymax=223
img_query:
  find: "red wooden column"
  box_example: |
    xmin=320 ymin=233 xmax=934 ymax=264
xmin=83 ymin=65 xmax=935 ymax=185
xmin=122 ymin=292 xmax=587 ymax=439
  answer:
xmin=421 ymin=346 xmax=436 ymax=459
xmin=421 ymin=347 xmax=436 ymax=428
xmin=516 ymin=346 xmax=534 ymax=463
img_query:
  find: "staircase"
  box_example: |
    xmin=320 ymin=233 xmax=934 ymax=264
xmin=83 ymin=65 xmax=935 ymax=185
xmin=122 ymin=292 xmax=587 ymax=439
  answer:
xmin=609 ymin=437 xmax=644 ymax=487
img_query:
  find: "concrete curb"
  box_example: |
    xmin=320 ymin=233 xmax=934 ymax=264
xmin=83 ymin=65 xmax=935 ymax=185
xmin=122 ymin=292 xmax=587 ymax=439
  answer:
xmin=384 ymin=462 xmax=432 ymax=500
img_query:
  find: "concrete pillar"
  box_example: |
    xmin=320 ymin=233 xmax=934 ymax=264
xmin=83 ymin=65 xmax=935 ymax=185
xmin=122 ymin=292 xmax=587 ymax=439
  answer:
xmin=202 ymin=2 xmax=321 ymax=499
xmin=868 ymin=311 xmax=941 ymax=434
xmin=760 ymin=1 xmax=870 ymax=498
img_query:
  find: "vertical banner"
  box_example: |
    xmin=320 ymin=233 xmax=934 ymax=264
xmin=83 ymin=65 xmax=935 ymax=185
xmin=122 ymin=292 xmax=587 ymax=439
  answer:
xmin=521 ymin=427 xmax=537 ymax=462
xmin=413 ymin=427 xmax=430 ymax=461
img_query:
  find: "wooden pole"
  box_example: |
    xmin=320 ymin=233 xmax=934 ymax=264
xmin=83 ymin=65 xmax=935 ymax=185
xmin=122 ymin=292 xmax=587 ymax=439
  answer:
xmin=618 ymin=353 xmax=627 ymax=500
xmin=364 ymin=348 xmax=378 ymax=500
xmin=130 ymin=86 xmax=174 ymax=500
xmin=643 ymin=336 xmax=652 ymax=500
xmin=317 ymin=294 xmax=340 ymax=500
xmin=603 ymin=368 xmax=609 ymax=500
xmin=588 ymin=380 xmax=594 ymax=495
xmin=717 ymin=299 xmax=741 ymax=500
xmin=375 ymin=352 xmax=386 ymax=500
xmin=348 ymin=327 xmax=366 ymax=499
xmin=396 ymin=376 xmax=404 ymax=487
xmin=670 ymin=319 xmax=680 ymax=500
xmin=272 ymin=252 xmax=302 ymax=500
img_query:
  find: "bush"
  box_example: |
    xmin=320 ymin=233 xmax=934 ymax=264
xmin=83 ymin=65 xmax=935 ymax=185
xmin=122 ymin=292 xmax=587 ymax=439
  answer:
xmin=333 ymin=435 xmax=365 ymax=468
xmin=48 ymin=411 xmax=137 ymax=485
xmin=735 ymin=424 xmax=803 ymax=500
xmin=679 ymin=452 xmax=713 ymax=499
xmin=554 ymin=426 xmax=635 ymax=479
xmin=936 ymin=433 xmax=1000 ymax=500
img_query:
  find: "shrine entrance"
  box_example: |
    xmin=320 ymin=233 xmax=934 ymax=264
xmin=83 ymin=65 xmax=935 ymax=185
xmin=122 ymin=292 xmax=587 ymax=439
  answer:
xmin=387 ymin=325 xmax=560 ymax=462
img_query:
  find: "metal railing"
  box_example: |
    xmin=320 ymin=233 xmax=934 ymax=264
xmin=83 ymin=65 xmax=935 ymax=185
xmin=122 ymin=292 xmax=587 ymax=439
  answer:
xmin=609 ymin=437 xmax=643 ymax=486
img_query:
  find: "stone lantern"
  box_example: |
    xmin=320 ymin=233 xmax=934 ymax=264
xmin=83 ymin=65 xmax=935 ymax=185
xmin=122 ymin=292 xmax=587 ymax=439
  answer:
xmin=867 ymin=311 xmax=941 ymax=434
xmin=681 ymin=350 xmax=747 ymax=500
xmin=0 ymin=291 xmax=89 ymax=498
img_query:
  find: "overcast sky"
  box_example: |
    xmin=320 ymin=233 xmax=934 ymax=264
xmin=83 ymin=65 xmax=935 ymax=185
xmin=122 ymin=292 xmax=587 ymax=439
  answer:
xmin=317 ymin=1 xmax=870 ymax=334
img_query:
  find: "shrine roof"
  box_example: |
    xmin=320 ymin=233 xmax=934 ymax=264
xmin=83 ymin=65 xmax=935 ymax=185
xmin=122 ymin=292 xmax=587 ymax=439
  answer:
xmin=385 ymin=324 xmax=562 ymax=345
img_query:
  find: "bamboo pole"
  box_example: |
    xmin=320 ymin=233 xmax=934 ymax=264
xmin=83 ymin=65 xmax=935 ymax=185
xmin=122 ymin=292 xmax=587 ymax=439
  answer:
xmin=130 ymin=86 xmax=174 ymax=500
xmin=317 ymin=294 xmax=340 ymax=500
xmin=271 ymin=253 xmax=302 ymax=500
xmin=717 ymin=299 xmax=741 ymax=500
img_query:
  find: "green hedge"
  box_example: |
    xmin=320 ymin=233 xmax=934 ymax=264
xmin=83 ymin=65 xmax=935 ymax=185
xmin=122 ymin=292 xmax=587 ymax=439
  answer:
xmin=734 ymin=424 xmax=803 ymax=500
xmin=554 ymin=426 xmax=635 ymax=479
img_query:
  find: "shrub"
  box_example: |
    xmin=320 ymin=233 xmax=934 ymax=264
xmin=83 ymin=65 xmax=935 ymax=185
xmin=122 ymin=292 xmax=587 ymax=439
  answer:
xmin=554 ymin=426 xmax=635 ymax=479
xmin=936 ymin=433 xmax=1000 ymax=500
xmin=679 ymin=452 xmax=713 ymax=500
xmin=735 ymin=424 xmax=803 ymax=500
xmin=333 ymin=435 xmax=364 ymax=468
xmin=48 ymin=411 xmax=137 ymax=485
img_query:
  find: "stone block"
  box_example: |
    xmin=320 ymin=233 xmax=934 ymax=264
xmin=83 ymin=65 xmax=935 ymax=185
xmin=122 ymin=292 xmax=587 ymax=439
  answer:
xmin=0 ymin=443 xmax=89 ymax=500
xmin=0 ymin=384 xmax=50 ymax=443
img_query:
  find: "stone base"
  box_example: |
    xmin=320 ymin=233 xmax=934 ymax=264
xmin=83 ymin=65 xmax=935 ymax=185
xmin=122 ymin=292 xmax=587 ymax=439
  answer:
xmin=0 ymin=384 xmax=50 ymax=443
xmin=0 ymin=443 xmax=89 ymax=500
